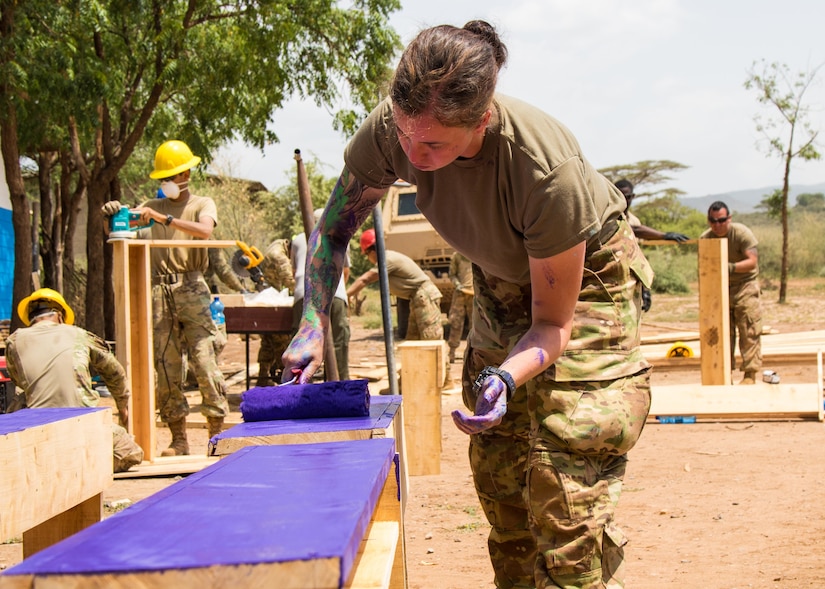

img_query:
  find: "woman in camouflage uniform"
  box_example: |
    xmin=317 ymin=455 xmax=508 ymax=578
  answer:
xmin=283 ymin=21 xmax=653 ymax=589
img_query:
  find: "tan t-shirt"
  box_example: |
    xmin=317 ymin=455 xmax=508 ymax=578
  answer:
xmin=137 ymin=194 xmax=218 ymax=274
xmin=344 ymin=94 xmax=625 ymax=284
xmin=700 ymin=222 xmax=759 ymax=287
xmin=384 ymin=250 xmax=430 ymax=300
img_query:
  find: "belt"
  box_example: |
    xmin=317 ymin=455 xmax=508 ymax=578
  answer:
xmin=152 ymin=271 xmax=204 ymax=286
xmin=586 ymin=217 xmax=622 ymax=256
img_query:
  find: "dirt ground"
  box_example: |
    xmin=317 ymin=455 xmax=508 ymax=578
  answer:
xmin=3 ymin=280 xmax=825 ymax=588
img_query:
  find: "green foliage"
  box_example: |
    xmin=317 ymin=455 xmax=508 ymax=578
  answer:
xmin=598 ymin=160 xmax=690 ymax=199
xmin=641 ymin=247 xmax=695 ymax=294
xmin=796 ymin=192 xmax=825 ymax=210
xmin=757 ymin=188 xmax=784 ymax=218
xmin=634 ymin=195 xmax=706 ymax=238
xmin=740 ymin=210 xmax=825 ymax=278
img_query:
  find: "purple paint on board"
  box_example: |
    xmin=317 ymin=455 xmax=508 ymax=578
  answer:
xmin=0 ymin=407 xmax=107 ymax=435
xmin=240 ymin=378 xmax=370 ymax=422
xmin=214 ymin=396 xmax=400 ymax=444
xmin=3 ymin=439 xmax=397 ymax=586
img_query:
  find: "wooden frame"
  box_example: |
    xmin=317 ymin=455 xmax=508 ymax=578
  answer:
xmin=1 ymin=439 xmax=406 ymax=589
xmin=111 ymin=238 xmax=236 ymax=463
xmin=0 ymin=408 xmax=111 ymax=557
xmin=398 ymin=340 xmax=445 ymax=476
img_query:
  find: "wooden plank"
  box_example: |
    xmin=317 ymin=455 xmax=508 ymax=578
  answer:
xmin=209 ymin=396 xmax=402 ymax=457
xmin=223 ymin=305 xmax=292 ymax=333
xmin=113 ymin=455 xmax=219 ymax=479
xmin=1 ymin=440 xmax=399 ymax=589
xmin=697 ymin=239 xmax=731 ymax=385
xmin=345 ymin=521 xmax=400 ymax=589
xmin=398 ymin=341 xmax=445 ymax=476
xmin=22 ymin=494 xmax=101 ymax=559
xmin=0 ymin=408 xmax=111 ymax=549
xmin=649 ymin=381 xmax=822 ymax=420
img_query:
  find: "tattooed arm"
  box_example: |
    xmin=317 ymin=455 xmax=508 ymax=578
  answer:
xmin=281 ymin=169 xmax=385 ymax=382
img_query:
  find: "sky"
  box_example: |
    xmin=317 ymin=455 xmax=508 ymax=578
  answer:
xmin=213 ymin=0 xmax=825 ymax=199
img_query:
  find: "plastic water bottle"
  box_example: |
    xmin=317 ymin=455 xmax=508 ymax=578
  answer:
xmin=210 ymin=296 xmax=225 ymax=326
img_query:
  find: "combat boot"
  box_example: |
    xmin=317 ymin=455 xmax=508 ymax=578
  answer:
xmin=448 ymin=348 xmax=456 ymax=364
xmin=161 ymin=418 xmax=189 ymax=456
xmin=739 ymin=371 xmax=756 ymax=385
xmin=256 ymin=362 xmax=273 ymax=387
xmin=207 ymin=416 xmax=225 ymax=439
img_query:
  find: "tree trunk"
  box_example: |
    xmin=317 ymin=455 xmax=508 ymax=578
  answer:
xmin=85 ymin=181 xmax=107 ymax=336
xmin=778 ymin=153 xmax=792 ymax=304
xmin=1 ymin=109 xmax=33 ymax=333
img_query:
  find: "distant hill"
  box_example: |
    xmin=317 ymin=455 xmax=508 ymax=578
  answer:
xmin=679 ymin=182 xmax=825 ymax=214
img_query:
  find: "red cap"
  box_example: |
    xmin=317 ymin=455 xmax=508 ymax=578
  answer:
xmin=360 ymin=229 xmax=376 ymax=254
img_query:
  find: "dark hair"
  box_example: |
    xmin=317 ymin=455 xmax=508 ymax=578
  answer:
xmin=614 ymin=179 xmax=634 ymax=193
xmin=708 ymin=201 xmax=729 ymax=215
xmin=391 ymin=20 xmax=508 ymax=128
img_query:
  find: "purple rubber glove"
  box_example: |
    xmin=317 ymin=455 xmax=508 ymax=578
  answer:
xmin=452 ymin=374 xmax=508 ymax=435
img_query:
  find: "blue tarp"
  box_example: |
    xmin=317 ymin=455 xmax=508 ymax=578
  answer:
xmin=0 ymin=207 xmax=14 ymax=320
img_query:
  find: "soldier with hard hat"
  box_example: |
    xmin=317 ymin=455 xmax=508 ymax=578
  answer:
xmin=4 ymin=288 xmax=144 ymax=473
xmin=101 ymin=140 xmax=229 ymax=456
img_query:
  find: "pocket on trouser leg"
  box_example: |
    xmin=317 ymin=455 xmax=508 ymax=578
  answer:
xmin=527 ymin=455 xmax=606 ymax=588
xmin=602 ymin=521 xmax=627 ymax=589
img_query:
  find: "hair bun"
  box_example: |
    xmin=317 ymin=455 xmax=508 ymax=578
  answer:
xmin=463 ymin=20 xmax=508 ymax=69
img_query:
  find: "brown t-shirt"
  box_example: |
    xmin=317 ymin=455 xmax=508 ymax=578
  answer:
xmin=700 ymin=222 xmax=759 ymax=288
xmin=137 ymin=194 xmax=218 ymax=274
xmin=344 ymin=94 xmax=625 ymax=284
xmin=384 ymin=250 xmax=430 ymax=300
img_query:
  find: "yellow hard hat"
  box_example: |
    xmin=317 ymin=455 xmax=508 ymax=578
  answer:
xmin=17 ymin=288 xmax=75 ymax=326
xmin=149 ymin=140 xmax=201 ymax=179
xmin=667 ymin=341 xmax=694 ymax=358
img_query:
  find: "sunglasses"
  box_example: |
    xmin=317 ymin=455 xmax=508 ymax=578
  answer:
xmin=708 ymin=216 xmax=730 ymax=224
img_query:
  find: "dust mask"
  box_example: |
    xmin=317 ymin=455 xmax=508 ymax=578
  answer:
xmin=160 ymin=180 xmax=181 ymax=199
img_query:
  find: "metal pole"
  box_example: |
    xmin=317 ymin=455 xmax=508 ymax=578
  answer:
xmin=294 ymin=149 xmax=339 ymax=381
xmin=371 ymin=204 xmax=399 ymax=396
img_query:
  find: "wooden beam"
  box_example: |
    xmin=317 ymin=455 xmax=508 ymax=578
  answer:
xmin=398 ymin=341 xmax=445 ymax=476
xmin=697 ymin=239 xmax=731 ymax=384
xmin=0 ymin=408 xmax=111 ymax=553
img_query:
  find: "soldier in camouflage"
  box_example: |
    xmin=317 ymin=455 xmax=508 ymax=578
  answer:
xmin=255 ymin=238 xmax=296 ymax=385
xmin=102 ymin=140 xmax=229 ymax=456
xmin=283 ymin=22 xmax=655 ymax=588
xmin=700 ymin=201 xmax=762 ymax=384
xmin=348 ymin=229 xmax=443 ymax=341
xmin=5 ymin=288 xmax=144 ymax=473
xmin=447 ymin=251 xmax=474 ymax=363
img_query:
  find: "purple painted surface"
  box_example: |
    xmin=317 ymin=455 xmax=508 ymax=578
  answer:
xmin=240 ymin=378 xmax=371 ymax=422
xmin=217 ymin=395 xmax=401 ymax=443
xmin=0 ymin=407 xmax=106 ymax=436
xmin=4 ymin=439 xmax=397 ymax=585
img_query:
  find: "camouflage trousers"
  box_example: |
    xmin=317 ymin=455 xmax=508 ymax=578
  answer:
xmin=153 ymin=277 xmax=229 ymax=423
xmin=730 ymin=280 xmax=762 ymax=374
xmin=257 ymin=332 xmax=293 ymax=384
xmin=463 ymin=220 xmax=652 ymax=589
xmin=405 ymin=281 xmax=443 ymax=341
xmin=112 ymin=424 xmax=144 ymax=473
xmin=447 ymin=290 xmax=473 ymax=352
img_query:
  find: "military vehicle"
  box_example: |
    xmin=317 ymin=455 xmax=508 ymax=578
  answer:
xmin=380 ymin=182 xmax=455 ymax=336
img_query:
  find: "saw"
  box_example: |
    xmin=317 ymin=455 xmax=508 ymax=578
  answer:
xmin=231 ymin=241 xmax=268 ymax=290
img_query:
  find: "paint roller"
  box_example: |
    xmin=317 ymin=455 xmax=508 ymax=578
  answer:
xmin=240 ymin=379 xmax=371 ymax=422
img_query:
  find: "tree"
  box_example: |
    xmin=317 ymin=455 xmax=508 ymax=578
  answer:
xmin=598 ymin=160 xmax=690 ymax=200
xmin=744 ymin=59 xmax=823 ymax=303
xmin=0 ymin=0 xmax=401 ymax=336
xmin=795 ymin=192 xmax=825 ymax=211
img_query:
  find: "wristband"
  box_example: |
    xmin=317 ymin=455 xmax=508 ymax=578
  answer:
xmin=165 ymin=214 xmax=174 ymax=226
xmin=728 ymin=262 xmax=735 ymax=274
xmin=474 ymin=366 xmax=516 ymax=401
